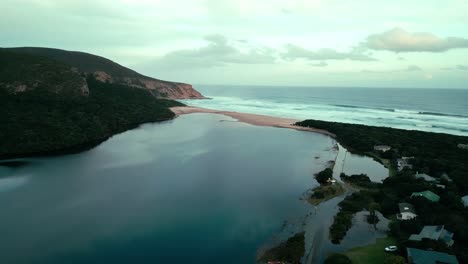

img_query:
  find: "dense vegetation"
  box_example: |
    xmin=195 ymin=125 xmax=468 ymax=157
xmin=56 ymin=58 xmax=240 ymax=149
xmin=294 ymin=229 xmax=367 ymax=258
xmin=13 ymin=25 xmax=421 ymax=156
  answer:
xmin=0 ymin=50 xmax=86 ymax=96
xmin=0 ymin=77 xmax=183 ymax=159
xmin=340 ymin=173 xmax=380 ymax=189
xmin=296 ymin=120 xmax=468 ymax=261
xmin=329 ymin=191 xmax=377 ymax=243
xmin=258 ymin=232 xmax=305 ymax=264
xmin=296 ymin=120 xmax=468 ymax=193
xmin=3 ymin=47 xmax=145 ymax=78
xmin=315 ymin=167 xmax=333 ymax=184
xmin=2 ymin=47 xmax=190 ymax=97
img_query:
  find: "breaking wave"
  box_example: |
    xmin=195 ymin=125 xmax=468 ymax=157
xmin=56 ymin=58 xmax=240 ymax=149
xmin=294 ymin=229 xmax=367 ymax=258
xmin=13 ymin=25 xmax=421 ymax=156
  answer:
xmin=181 ymin=91 xmax=468 ymax=136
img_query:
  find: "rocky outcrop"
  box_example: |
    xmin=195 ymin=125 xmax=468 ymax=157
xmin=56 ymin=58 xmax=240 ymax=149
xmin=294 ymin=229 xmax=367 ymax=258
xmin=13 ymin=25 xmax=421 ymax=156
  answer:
xmin=140 ymin=79 xmax=204 ymax=99
xmin=92 ymin=71 xmax=204 ymax=99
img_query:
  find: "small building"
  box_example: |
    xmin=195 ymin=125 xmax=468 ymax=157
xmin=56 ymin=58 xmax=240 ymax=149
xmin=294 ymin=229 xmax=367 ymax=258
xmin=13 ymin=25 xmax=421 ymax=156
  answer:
xmin=411 ymin=190 xmax=440 ymax=202
xmin=397 ymin=157 xmax=413 ymax=171
xmin=458 ymin=143 xmax=468 ymax=150
xmin=462 ymin=195 xmax=468 ymax=207
xmin=407 ymin=248 xmax=459 ymax=264
xmin=374 ymin=145 xmax=391 ymax=152
xmin=409 ymin=225 xmax=454 ymax=246
xmin=441 ymin=173 xmax=453 ymax=182
xmin=415 ymin=172 xmax=437 ymax=182
xmin=397 ymin=203 xmax=417 ymax=220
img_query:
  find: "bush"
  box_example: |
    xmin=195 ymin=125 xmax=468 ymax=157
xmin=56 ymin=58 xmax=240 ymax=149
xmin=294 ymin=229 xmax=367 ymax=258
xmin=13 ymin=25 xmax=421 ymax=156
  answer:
xmin=324 ymin=253 xmax=352 ymax=264
xmin=315 ymin=168 xmax=333 ymax=184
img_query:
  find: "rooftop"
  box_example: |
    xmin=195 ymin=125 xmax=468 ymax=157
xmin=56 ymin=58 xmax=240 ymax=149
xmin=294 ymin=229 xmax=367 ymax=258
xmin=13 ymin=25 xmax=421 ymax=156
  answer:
xmin=415 ymin=172 xmax=437 ymax=182
xmin=462 ymin=195 xmax=468 ymax=207
xmin=407 ymin=247 xmax=458 ymax=264
xmin=409 ymin=225 xmax=454 ymax=246
xmin=411 ymin=190 xmax=440 ymax=202
xmin=399 ymin=203 xmax=416 ymax=214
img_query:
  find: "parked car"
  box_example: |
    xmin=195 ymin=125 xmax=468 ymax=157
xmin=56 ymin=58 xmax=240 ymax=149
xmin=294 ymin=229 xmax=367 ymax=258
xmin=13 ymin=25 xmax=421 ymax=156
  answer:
xmin=385 ymin=246 xmax=398 ymax=252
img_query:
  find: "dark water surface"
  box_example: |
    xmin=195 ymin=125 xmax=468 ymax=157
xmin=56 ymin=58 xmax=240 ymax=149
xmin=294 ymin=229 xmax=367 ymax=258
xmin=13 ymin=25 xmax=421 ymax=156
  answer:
xmin=0 ymin=114 xmax=340 ymax=264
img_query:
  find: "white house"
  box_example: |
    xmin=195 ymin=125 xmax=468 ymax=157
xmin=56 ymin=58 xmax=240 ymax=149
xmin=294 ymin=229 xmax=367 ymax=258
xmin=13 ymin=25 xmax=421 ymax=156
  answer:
xmin=374 ymin=145 xmax=391 ymax=152
xmin=397 ymin=203 xmax=417 ymax=220
xmin=462 ymin=195 xmax=468 ymax=207
xmin=397 ymin=158 xmax=413 ymax=171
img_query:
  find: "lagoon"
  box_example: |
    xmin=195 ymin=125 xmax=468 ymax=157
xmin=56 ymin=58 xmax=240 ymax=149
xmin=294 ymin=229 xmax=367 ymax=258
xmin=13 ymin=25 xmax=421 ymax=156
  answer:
xmin=0 ymin=114 xmax=337 ymax=264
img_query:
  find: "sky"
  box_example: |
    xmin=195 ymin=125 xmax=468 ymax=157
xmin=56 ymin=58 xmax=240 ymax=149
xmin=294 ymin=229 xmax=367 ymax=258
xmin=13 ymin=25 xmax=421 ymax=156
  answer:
xmin=1 ymin=0 xmax=468 ymax=88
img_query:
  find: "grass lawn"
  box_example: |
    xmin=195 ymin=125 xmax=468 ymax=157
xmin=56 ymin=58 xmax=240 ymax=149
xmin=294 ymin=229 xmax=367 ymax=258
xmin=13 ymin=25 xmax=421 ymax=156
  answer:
xmin=308 ymin=182 xmax=345 ymax=206
xmin=344 ymin=236 xmax=398 ymax=264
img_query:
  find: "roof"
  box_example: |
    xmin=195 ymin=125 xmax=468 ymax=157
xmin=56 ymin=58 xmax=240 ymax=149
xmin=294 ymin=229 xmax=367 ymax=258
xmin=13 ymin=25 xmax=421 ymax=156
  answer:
xmin=409 ymin=225 xmax=454 ymax=245
xmin=411 ymin=190 xmax=440 ymax=202
xmin=415 ymin=173 xmax=437 ymax=182
xmin=399 ymin=203 xmax=416 ymax=214
xmin=374 ymin=145 xmax=391 ymax=149
xmin=462 ymin=195 xmax=468 ymax=207
xmin=407 ymin=248 xmax=458 ymax=264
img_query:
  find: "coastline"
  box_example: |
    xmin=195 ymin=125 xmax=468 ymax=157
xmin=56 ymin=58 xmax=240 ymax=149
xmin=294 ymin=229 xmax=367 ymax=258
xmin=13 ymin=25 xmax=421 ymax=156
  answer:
xmin=170 ymin=106 xmax=336 ymax=137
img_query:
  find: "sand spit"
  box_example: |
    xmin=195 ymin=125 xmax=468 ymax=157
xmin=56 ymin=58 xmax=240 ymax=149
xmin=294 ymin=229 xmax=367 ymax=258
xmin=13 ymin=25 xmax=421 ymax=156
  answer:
xmin=170 ymin=106 xmax=336 ymax=138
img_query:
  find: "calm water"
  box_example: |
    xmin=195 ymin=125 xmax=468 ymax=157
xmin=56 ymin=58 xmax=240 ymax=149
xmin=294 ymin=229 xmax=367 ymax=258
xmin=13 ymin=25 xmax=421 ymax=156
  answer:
xmin=183 ymin=86 xmax=468 ymax=136
xmin=0 ymin=114 xmax=342 ymax=264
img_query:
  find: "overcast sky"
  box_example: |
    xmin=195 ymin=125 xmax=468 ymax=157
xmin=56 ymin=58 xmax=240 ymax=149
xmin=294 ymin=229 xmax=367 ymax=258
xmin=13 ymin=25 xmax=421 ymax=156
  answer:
xmin=2 ymin=0 xmax=468 ymax=88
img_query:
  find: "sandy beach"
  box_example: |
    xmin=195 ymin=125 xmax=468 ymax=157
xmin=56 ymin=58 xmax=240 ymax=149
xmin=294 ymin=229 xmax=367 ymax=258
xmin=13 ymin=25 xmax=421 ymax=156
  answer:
xmin=170 ymin=106 xmax=336 ymax=138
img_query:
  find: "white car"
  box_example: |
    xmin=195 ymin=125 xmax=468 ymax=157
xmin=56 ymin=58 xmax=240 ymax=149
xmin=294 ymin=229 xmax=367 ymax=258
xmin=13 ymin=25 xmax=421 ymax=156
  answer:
xmin=385 ymin=246 xmax=398 ymax=252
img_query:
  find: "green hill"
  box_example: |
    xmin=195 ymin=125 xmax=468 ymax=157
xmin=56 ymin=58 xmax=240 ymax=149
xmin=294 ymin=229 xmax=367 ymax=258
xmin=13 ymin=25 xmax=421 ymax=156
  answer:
xmin=2 ymin=47 xmax=204 ymax=99
xmin=0 ymin=50 xmax=184 ymax=159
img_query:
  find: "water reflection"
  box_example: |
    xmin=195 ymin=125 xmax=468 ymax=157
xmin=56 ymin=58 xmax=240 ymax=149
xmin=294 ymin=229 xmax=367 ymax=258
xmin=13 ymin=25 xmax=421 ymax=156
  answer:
xmin=0 ymin=114 xmax=336 ymax=264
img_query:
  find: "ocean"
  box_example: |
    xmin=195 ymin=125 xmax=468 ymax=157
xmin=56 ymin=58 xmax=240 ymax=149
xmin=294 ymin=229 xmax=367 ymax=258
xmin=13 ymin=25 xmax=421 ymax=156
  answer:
xmin=182 ymin=86 xmax=468 ymax=136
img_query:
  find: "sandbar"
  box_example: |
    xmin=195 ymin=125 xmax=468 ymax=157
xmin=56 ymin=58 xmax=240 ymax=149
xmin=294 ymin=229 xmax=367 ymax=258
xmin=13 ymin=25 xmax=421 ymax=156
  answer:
xmin=170 ymin=106 xmax=336 ymax=138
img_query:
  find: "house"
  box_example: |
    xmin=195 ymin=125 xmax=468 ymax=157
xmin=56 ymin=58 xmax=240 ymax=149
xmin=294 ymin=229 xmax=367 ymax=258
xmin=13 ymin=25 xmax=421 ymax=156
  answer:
xmin=415 ymin=172 xmax=437 ymax=182
xmin=397 ymin=203 xmax=417 ymax=220
xmin=457 ymin=143 xmax=468 ymax=150
xmin=409 ymin=225 xmax=454 ymax=246
xmin=397 ymin=157 xmax=413 ymax=171
xmin=462 ymin=195 xmax=468 ymax=207
xmin=374 ymin=145 xmax=391 ymax=152
xmin=411 ymin=190 xmax=440 ymax=202
xmin=441 ymin=173 xmax=453 ymax=182
xmin=407 ymin=248 xmax=458 ymax=264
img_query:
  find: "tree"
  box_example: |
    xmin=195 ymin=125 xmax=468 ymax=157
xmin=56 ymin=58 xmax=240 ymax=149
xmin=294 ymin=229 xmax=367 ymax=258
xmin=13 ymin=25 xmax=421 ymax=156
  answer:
xmin=324 ymin=253 xmax=352 ymax=264
xmin=367 ymin=202 xmax=380 ymax=229
xmin=316 ymin=168 xmax=333 ymax=185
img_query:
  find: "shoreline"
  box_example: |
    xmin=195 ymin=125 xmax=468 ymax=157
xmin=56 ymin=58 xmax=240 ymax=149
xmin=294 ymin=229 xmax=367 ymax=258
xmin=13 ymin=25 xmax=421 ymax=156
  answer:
xmin=170 ymin=106 xmax=336 ymax=138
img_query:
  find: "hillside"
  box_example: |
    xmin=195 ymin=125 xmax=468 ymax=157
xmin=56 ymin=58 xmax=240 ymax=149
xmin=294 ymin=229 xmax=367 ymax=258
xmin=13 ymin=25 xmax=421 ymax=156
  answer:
xmin=2 ymin=47 xmax=204 ymax=99
xmin=0 ymin=50 xmax=184 ymax=159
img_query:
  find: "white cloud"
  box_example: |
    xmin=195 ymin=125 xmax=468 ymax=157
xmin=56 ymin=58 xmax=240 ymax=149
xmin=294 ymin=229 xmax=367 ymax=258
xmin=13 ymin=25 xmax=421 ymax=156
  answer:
xmin=363 ymin=27 xmax=468 ymax=52
xmin=310 ymin=61 xmax=328 ymax=67
xmin=407 ymin=65 xmax=422 ymax=71
xmin=148 ymin=34 xmax=277 ymax=69
xmin=282 ymin=44 xmax=376 ymax=61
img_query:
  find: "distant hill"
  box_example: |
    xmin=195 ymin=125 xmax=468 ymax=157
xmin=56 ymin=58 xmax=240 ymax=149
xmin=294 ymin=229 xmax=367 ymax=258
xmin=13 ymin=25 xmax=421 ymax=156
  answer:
xmin=0 ymin=50 xmax=89 ymax=96
xmin=0 ymin=49 xmax=186 ymax=159
xmin=2 ymin=47 xmax=204 ymax=99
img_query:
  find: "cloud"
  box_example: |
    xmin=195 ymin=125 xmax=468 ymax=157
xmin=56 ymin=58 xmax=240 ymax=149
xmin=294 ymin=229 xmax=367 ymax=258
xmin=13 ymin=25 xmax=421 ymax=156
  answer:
xmin=283 ymin=44 xmax=377 ymax=61
xmin=406 ymin=65 xmax=422 ymax=71
xmin=150 ymin=34 xmax=276 ymax=68
xmin=363 ymin=27 xmax=468 ymax=52
xmin=310 ymin=61 xmax=328 ymax=67
xmin=362 ymin=65 xmax=423 ymax=73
